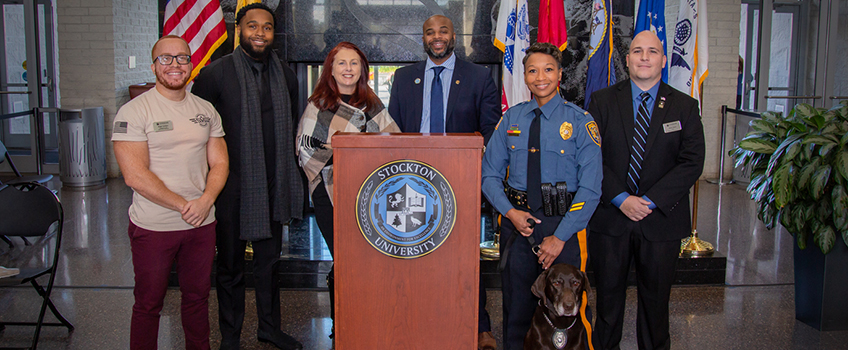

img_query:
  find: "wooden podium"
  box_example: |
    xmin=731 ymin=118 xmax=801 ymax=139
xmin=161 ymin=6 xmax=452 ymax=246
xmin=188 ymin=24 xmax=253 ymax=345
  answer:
xmin=333 ymin=133 xmax=483 ymax=349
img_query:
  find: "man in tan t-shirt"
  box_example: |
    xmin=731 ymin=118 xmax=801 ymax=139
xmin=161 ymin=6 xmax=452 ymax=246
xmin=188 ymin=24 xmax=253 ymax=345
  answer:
xmin=112 ymin=35 xmax=228 ymax=350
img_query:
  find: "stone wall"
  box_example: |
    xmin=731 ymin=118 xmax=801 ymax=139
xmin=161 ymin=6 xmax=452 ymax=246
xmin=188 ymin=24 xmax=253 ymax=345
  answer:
xmin=56 ymin=0 xmax=156 ymax=177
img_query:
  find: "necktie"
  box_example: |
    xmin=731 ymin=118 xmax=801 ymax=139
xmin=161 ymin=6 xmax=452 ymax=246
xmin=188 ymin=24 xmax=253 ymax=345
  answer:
xmin=627 ymin=92 xmax=651 ymax=193
xmin=430 ymin=66 xmax=445 ymax=133
xmin=527 ymin=108 xmax=542 ymax=211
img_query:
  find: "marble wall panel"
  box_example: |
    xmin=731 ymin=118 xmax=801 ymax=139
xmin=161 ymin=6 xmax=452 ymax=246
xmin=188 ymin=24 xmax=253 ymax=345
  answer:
xmin=159 ymin=0 xmax=637 ymax=106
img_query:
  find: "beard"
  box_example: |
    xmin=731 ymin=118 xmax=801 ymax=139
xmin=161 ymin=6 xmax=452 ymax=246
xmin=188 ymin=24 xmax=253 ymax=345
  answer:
xmin=424 ymin=37 xmax=455 ymax=60
xmin=239 ymin=32 xmax=271 ymax=60
xmin=155 ymin=68 xmax=190 ymax=90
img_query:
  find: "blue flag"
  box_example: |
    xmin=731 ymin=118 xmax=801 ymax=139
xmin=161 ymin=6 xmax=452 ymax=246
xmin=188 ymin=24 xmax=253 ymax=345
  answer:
xmin=584 ymin=0 xmax=617 ymax=108
xmin=634 ymin=0 xmax=668 ymax=82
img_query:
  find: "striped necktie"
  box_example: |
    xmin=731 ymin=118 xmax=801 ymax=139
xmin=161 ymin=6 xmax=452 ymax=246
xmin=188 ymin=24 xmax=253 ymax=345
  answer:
xmin=627 ymin=92 xmax=651 ymax=193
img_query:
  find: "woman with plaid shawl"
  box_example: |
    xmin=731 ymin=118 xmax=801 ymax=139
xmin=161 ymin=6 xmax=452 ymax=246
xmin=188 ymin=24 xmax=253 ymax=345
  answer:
xmin=295 ymin=42 xmax=400 ymax=339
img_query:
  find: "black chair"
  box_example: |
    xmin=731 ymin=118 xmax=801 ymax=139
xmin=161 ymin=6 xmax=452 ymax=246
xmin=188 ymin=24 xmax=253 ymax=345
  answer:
xmin=0 ymin=139 xmax=54 ymax=248
xmin=0 ymin=182 xmax=74 ymax=350
xmin=0 ymin=139 xmax=52 ymax=188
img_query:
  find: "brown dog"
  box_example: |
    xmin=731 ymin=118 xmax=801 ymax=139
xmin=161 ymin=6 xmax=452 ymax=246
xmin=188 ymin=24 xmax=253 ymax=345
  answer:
xmin=524 ymin=264 xmax=589 ymax=350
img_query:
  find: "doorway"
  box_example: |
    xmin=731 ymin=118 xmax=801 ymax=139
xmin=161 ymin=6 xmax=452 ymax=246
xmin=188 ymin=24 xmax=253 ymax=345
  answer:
xmin=740 ymin=0 xmax=846 ymax=112
xmin=0 ymin=0 xmax=58 ymax=175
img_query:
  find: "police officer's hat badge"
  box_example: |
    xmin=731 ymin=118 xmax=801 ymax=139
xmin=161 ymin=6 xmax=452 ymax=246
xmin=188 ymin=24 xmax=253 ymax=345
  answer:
xmin=560 ymin=122 xmax=573 ymax=140
xmin=355 ymin=160 xmax=456 ymax=259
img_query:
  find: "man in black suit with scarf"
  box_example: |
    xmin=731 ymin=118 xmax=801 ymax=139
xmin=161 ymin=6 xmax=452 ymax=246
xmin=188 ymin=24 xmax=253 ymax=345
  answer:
xmin=587 ymin=30 xmax=705 ymax=350
xmin=192 ymin=3 xmax=303 ymax=350
xmin=387 ymin=15 xmax=501 ymax=350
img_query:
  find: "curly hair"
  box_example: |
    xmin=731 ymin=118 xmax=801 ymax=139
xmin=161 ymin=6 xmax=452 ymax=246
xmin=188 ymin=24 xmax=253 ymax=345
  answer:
xmin=236 ymin=2 xmax=275 ymax=28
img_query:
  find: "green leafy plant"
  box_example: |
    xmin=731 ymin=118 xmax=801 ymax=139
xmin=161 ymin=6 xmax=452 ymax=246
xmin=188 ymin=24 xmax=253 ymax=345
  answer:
xmin=730 ymin=101 xmax=848 ymax=254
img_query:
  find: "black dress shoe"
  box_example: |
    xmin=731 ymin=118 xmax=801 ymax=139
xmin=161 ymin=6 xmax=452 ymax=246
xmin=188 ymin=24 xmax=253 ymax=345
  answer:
xmin=257 ymin=330 xmax=303 ymax=350
xmin=218 ymin=339 xmax=239 ymax=350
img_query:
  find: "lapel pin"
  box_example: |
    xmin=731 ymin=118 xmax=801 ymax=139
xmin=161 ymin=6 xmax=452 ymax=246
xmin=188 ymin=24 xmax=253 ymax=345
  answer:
xmin=658 ymin=96 xmax=666 ymax=109
xmin=455 ymin=80 xmax=460 ymax=85
xmin=414 ymin=78 xmax=421 ymax=84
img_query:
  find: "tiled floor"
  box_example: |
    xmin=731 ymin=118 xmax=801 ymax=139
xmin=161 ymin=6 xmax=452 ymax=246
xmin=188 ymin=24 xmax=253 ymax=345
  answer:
xmin=1 ymin=179 xmax=847 ymax=349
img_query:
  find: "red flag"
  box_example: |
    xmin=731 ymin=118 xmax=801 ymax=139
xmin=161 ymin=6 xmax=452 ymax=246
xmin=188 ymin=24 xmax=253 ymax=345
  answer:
xmin=538 ymin=0 xmax=568 ymax=51
xmin=163 ymin=0 xmax=228 ymax=83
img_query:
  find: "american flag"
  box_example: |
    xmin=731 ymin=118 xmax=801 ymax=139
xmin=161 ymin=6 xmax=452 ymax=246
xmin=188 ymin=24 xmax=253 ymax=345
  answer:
xmin=163 ymin=0 xmax=228 ymax=82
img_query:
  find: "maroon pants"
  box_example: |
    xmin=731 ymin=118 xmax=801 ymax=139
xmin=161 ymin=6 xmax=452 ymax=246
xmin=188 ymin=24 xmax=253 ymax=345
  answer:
xmin=128 ymin=220 xmax=216 ymax=350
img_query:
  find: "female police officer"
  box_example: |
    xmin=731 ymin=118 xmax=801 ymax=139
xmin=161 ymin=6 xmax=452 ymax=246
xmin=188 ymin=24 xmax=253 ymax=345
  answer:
xmin=481 ymin=42 xmax=602 ymax=349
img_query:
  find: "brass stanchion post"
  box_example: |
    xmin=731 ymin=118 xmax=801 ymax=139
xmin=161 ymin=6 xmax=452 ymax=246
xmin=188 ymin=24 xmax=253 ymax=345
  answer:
xmin=680 ymin=181 xmax=715 ymax=257
xmin=480 ymin=215 xmax=500 ymax=259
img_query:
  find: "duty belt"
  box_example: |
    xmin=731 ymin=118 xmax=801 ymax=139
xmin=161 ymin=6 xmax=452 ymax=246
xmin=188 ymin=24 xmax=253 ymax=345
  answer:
xmin=499 ymin=181 xmax=576 ymax=271
xmin=503 ymin=181 xmax=575 ymax=217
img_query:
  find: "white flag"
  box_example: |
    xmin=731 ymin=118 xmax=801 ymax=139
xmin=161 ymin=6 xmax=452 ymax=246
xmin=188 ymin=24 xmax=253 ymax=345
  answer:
xmin=494 ymin=0 xmax=531 ymax=112
xmin=669 ymin=0 xmax=709 ymax=100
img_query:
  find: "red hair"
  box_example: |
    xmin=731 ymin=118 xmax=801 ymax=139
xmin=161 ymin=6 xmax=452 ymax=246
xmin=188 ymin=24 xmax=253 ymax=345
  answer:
xmin=309 ymin=42 xmax=382 ymax=113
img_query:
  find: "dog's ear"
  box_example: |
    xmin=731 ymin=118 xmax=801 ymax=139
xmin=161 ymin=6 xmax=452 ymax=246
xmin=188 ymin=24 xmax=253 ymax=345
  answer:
xmin=580 ymin=269 xmax=590 ymax=294
xmin=531 ymin=269 xmax=549 ymax=300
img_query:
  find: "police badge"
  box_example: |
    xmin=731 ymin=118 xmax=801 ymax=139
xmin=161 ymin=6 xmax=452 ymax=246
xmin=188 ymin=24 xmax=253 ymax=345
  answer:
xmin=559 ymin=122 xmax=573 ymax=140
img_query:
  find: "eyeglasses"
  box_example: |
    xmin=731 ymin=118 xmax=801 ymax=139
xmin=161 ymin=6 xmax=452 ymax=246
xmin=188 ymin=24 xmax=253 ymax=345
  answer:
xmin=154 ymin=55 xmax=191 ymax=65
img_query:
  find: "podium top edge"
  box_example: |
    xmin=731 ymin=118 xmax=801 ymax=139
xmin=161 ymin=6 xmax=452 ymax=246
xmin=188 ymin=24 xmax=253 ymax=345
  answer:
xmin=333 ymin=132 xmax=484 ymax=149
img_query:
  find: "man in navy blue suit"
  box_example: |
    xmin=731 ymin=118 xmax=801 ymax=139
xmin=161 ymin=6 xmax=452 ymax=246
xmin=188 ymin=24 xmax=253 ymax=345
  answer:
xmin=388 ymin=15 xmax=501 ymax=145
xmin=387 ymin=14 xmax=501 ymax=349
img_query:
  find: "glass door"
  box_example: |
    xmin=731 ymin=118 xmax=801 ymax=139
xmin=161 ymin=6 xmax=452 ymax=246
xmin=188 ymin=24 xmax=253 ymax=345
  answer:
xmin=741 ymin=0 xmax=846 ymax=112
xmin=0 ymin=0 xmax=58 ymax=175
xmin=824 ymin=0 xmax=847 ymax=108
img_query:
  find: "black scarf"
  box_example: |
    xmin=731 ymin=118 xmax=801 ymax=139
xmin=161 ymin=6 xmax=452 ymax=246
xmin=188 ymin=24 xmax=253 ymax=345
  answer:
xmin=232 ymin=48 xmax=303 ymax=241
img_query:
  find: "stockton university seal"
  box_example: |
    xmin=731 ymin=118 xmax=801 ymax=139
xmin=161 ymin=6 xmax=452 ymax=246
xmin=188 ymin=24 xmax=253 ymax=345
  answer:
xmin=356 ymin=160 xmax=456 ymax=259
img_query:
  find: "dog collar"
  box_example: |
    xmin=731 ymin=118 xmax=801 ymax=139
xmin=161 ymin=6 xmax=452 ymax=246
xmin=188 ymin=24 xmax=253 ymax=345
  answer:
xmin=541 ymin=301 xmax=577 ymax=350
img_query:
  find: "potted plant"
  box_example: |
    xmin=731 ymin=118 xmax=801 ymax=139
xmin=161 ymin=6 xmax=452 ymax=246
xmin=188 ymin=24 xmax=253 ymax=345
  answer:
xmin=730 ymin=101 xmax=848 ymax=330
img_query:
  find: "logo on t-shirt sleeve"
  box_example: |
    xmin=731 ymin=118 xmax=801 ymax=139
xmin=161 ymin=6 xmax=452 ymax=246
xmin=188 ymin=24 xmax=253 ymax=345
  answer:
xmin=190 ymin=114 xmax=211 ymax=127
xmin=114 ymin=121 xmax=128 ymax=133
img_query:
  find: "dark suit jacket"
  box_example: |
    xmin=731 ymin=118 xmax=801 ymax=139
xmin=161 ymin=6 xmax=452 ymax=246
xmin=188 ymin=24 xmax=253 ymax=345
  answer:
xmin=191 ymin=53 xmax=299 ymax=204
xmin=587 ymin=80 xmax=705 ymax=241
xmin=387 ymin=58 xmax=500 ymax=143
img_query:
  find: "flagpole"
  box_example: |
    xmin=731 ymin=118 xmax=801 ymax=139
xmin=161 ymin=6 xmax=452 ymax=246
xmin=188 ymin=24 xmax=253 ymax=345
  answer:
xmin=681 ymin=85 xmax=715 ymax=257
xmin=680 ymin=180 xmax=714 ymax=257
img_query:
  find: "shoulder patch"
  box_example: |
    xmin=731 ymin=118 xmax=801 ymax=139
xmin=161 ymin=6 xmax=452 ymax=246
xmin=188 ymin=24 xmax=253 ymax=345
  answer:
xmin=113 ymin=121 xmax=128 ymax=134
xmin=586 ymin=121 xmax=601 ymax=147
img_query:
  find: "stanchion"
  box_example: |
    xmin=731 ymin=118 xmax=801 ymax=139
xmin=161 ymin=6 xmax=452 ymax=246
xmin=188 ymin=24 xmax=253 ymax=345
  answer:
xmin=480 ymin=234 xmax=500 ymax=259
xmin=480 ymin=216 xmax=500 ymax=259
xmin=706 ymin=105 xmax=734 ymax=185
xmin=681 ymin=181 xmax=714 ymax=257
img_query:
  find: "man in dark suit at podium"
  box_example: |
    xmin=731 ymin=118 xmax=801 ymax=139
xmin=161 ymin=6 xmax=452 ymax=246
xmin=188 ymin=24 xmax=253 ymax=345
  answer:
xmin=587 ymin=30 xmax=705 ymax=350
xmin=387 ymin=14 xmax=501 ymax=349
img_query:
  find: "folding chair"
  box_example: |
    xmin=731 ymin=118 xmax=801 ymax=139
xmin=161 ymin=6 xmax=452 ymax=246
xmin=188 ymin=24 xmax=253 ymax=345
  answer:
xmin=0 ymin=139 xmax=53 ymax=188
xmin=0 ymin=182 xmax=74 ymax=350
xmin=0 ymin=139 xmax=53 ymax=248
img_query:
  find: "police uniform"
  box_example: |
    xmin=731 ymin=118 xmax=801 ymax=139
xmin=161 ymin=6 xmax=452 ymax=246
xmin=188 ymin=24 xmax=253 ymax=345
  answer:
xmin=482 ymin=93 xmax=602 ymax=349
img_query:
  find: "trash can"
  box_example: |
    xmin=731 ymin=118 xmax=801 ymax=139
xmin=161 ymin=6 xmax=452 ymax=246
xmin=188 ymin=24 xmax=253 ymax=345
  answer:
xmin=58 ymin=107 xmax=106 ymax=186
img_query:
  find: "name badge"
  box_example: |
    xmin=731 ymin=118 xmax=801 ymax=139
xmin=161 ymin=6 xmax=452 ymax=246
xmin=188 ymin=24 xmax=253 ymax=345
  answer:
xmin=662 ymin=121 xmax=682 ymax=133
xmin=153 ymin=121 xmax=173 ymax=132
